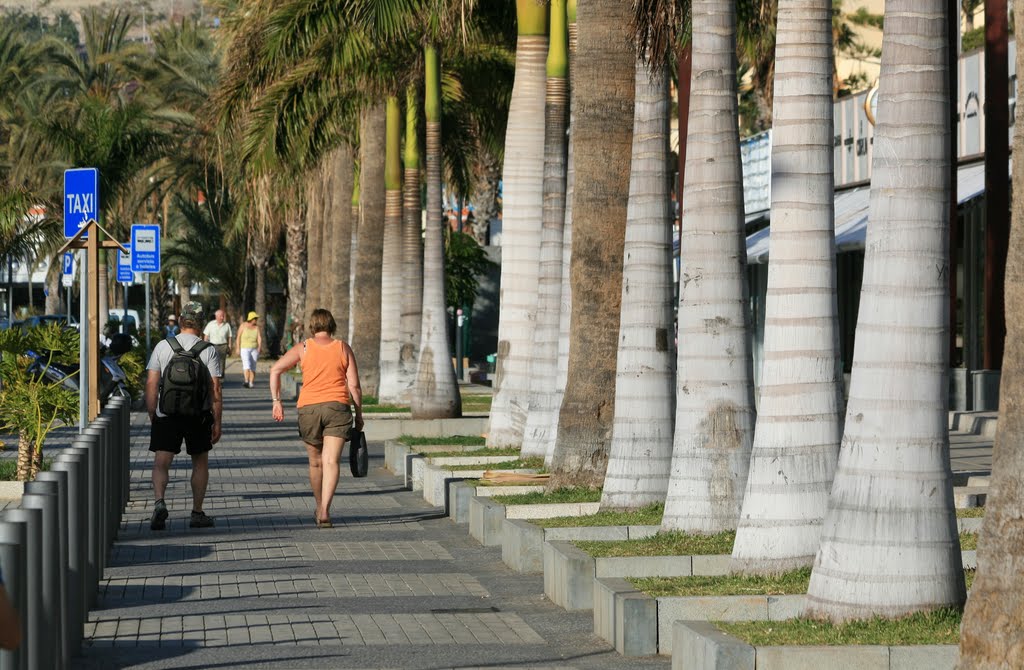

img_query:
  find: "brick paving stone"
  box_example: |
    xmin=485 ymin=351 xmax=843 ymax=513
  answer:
xmin=74 ymin=378 xmax=668 ymax=669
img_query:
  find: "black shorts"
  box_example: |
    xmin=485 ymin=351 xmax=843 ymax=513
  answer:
xmin=149 ymin=412 xmax=214 ymax=456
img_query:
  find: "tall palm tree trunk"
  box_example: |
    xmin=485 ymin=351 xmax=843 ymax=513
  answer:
xmin=45 ymin=263 xmax=60 ymax=314
xmin=349 ymin=175 xmax=359 ymax=342
xmin=545 ymin=0 xmax=578 ymax=468
xmin=378 ymin=96 xmax=407 ymax=403
xmin=959 ymin=2 xmax=1024 ymax=655
xmin=804 ymin=0 xmax=965 ymax=622
xmin=521 ymin=0 xmax=568 ymax=460
xmin=600 ymin=56 xmax=674 ymax=510
xmin=486 ymin=1 xmax=548 ymax=447
xmin=661 ymin=0 xmax=756 ymax=534
xmin=305 ymin=172 xmax=324 ymax=316
xmin=411 ymin=44 xmax=461 ymax=419
xmin=548 ymin=0 xmax=634 ymax=488
xmin=320 ymin=154 xmax=336 ymax=319
xmin=353 ymin=104 xmax=387 ymax=396
xmin=731 ymin=0 xmax=842 ymax=574
xmin=330 ymin=145 xmax=355 ymax=342
xmin=400 ymin=86 xmax=423 ymax=394
xmin=285 ymin=211 xmax=307 ymax=331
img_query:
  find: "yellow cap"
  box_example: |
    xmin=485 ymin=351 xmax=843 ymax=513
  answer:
xmin=246 ymin=311 xmax=259 ymax=321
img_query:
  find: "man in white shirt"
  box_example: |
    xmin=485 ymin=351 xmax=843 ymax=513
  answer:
xmin=203 ymin=309 xmax=233 ymax=378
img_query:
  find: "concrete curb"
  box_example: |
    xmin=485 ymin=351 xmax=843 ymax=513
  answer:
xmin=670 ymin=621 xmax=959 ymax=669
xmin=0 ymin=480 xmax=25 ymax=502
xmin=957 ymin=517 xmax=983 ymax=533
xmin=500 ymin=520 xmax=662 ymax=574
xmin=363 ymin=417 xmax=487 ymax=441
xmin=420 ymin=458 xmax=535 ymax=507
xmin=469 ymin=497 xmax=506 ymax=546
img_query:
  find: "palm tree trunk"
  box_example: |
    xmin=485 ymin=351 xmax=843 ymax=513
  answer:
xmin=320 ymin=155 xmax=336 ymax=323
xmin=804 ymin=0 xmax=965 ymax=622
xmin=285 ymin=211 xmax=307 ymax=333
xmin=399 ymin=86 xmax=423 ymax=397
xmin=411 ymin=44 xmax=461 ymax=419
xmin=305 ymin=174 xmax=323 ymax=318
xmin=547 ymin=0 xmax=634 ymax=488
xmin=352 ymin=103 xmax=387 ymax=397
xmin=661 ymin=0 xmax=756 ymax=534
xmin=330 ymin=145 xmax=355 ymax=343
xmin=486 ymin=1 xmax=548 ymax=447
xmin=600 ymin=57 xmax=674 ymax=510
xmin=545 ymin=1 xmax=578 ymax=468
xmin=349 ymin=193 xmax=359 ymax=343
xmin=16 ymin=431 xmax=32 ymax=481
xmin=378 ymin=96 xmax=407 ymax=403
xmin=959 ymin=2 xmax=1024 ymax=655
xmin=45 ymin=262 xmax=60 ymax=314
xmin=521 ymin=0 xmax=568 ymax=460
xmin=731 ymin=0 xmax=842 ymax=574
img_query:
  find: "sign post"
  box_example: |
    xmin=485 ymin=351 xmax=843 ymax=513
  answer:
xmin=116 ymin=248 xmax=132 ymax=333
xmin=61 ymin=252 xmax=75 ymax=323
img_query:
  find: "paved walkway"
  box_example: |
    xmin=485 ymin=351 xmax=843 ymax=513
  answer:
xmin=73 ymin=377 xmax=669 ymax=669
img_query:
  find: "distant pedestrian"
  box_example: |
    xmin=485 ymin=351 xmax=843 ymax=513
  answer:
xmin=270 ymin=308 xmax=363 ymax=528
xmin=236 ymin=312 xmax=262 ymax=388
xmin=163 ymin=315 xmax=179 ymax=339
xmin=146 ymin=301 xmax=223 ymax=530
xmin=203 ymin=309 xmax=233 ymax=378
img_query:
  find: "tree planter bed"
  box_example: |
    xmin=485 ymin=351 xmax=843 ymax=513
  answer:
xmin=670 ymin=620 xmax=958 ymax=669
xmin=502 ymin=520 xmax=661 ymax=575
xmin=468 ymin=498 xmax=602 ymax=547
xmin=363 ymin=417 xmax=487 ymax=442
xmin=417 ymin=456 xmax=529 ymax=504
xmin=385 ymin=441 xmax=491 ymax=476
xmin=544 ymin=541 xmax=733 ymax=613
xmin=448 ymin=481 xmax=546 ymax=524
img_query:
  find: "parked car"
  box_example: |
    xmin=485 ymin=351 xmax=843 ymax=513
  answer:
xmin=20 ymin=314 xmax=79 ymax=331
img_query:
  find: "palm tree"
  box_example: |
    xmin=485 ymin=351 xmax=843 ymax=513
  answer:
xmin=547 ymin=0 xmax=635 ymax=488
xmin=520 ymin=0 xmax=568 ymax=460
xmin=600 ymin=6 xmax=678 ymax=510
xmin=305 ymin=171 xmax=325 ymax=315
xmin=486 ymin=0 xmax=548 ymax=446
xmin=959 ymin=1 xmax=1024 ymax=651
xmin=730 ymin=0 xmax=842 ymax=574
xmin=378 ymin=95 xmax=408 ymax=403
xmin=320 ymin=154 xmax=336 ymax=315
xmin=661 ymin=0 xmax=756 ymax=533
xmin=804 ymin=0 xmax=965 ymax=621
xmin=400 ymin=84 xmax=423 ymax=396
xmin=329 ymin=145 xmax=356 ymax=340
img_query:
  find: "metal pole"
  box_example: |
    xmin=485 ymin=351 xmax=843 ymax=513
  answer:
xmin=2 ymin=508 xmax=41 ymax=670
xmin=0 ymin=518 xmax=26 ymax=670
xmin=122 ymin=282 xmax=128 ymax=334
xmin=145 ymin=273 xmax=151 ymax=355
xmin=52 ymin=453 xmax=87 ymax=653
xmin=26 ymin=476 xmax=69 ymax=668
xmin=71 ymin=432 xmax=100 ymax=603
xmin=66 ymin=285 xmax=71 ymax=324
xmin=19 ymin=491 xmax=59 ymax=670
xmin=456 ymin=308 xmax=464 ymax=381
xmin=79 ymin=248 xmax=88 ymax=433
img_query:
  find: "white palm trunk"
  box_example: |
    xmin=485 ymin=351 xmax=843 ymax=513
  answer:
xmin=544 ymin=9 xmax=577 ymax=468
xmin=804 ymin=0 xmax=965 ymax=621
xmin=378 ymin=97 xmax=406 ymax=404
xmin=305 ymin=173 xmax=324 ymax=315
xmin=320 ymin=155 xmax=336 ymax=315
xmin=398 ymin=87 xmax=423 ymax=401
xmin=661 ymin=0 xmax=756 ymax=534
xmin=730 ymin=0 xmax=842 ymax=573
xmin=329 ymin=146 xmax=355 ymax=339
xmin=600 ymin=58 xmax=674 ymax=510
xmin=522 ymin=0 xmax=568 ymax=460
xmin=487 ymin=26 xmax=548 ymax=448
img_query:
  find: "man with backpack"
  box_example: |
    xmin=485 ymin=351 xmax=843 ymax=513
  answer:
xmin=146 ymin=301 xmax=223 ymax=530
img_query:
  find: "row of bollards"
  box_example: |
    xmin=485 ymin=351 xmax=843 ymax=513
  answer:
xmin=0 ymin=395 xmax=132 ymax=670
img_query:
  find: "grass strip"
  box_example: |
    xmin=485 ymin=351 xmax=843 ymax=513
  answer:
xmin=718 ymin=607 xmax=962 ymax=646
xmin=630 ymin=568 xmax=812 ymax=598
xmin=449 ymin=457 xmax=546 ymax=472
xmin=960 ymin=532 xmax=978 ymax=551
xmin=956 ymin=507 xmax=985 ymax=518
xmin=965 ymin=569 xmax=975 ymax=590
xmin=575 ymin=530 xmax=736 ymax=558
xmin=461 ymin=479 xmax=544 ymax=488
xmin=533 ymin=503 xmax=664 ymax=528
xmin=0 ymin=457 xmax=52 ymax=481
xmin=399 ymin=435 xmax=487 ymax=446
xmin=419 ymin=447 xmax=520 ymax=458
xmin=492 ymin=486 xmax=601 ymax=505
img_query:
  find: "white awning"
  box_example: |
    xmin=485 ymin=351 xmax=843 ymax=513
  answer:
xmin=746 ymin=160 xmax=993 ymax=264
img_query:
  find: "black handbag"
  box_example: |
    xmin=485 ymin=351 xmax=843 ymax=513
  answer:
xmin=349 ymin=428 xmax=368 ymax=477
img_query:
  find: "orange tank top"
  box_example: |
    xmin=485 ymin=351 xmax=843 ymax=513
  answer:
xmin=297 ymin=338 xmax=350 ymax=407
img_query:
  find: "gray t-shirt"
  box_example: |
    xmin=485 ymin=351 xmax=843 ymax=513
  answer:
xmin=147 ymin=333 xmax=221 ymax=417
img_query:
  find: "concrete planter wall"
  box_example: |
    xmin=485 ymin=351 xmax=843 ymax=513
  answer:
xmin=502 ymin=521 xmax=661 ymax=575
xmin=671 ymin=621 xmax=958 ymax=670
xmin=448 ymin=482 xmax=546 ymax=524
xmin=0 ymin=480 xmax=25 ymax=502
xmin=363 ymin=417 xmax=487 ymax=441
xmin=419 ymin=457 xmax=530 ymax=506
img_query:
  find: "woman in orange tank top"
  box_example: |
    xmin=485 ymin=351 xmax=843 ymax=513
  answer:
xmin=270 ymin=308 xmax=363 ymax=527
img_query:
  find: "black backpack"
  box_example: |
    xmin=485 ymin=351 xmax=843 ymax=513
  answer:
xmin=158 ymin=338 xmax=213 ymax=417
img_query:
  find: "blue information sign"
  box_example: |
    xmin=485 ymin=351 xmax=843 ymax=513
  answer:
xmin=64 ymin=168 xmax=99 ymax=239
xmin=62 ymin=252 xmax=74 ymax=276
xmin=116 ymin=248 xmax=133 ymax=284
xmin=130 ymin=224 xmax=160 ymax=273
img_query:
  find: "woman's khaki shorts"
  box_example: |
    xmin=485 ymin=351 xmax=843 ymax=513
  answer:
xmin=297 ymin=401 xmax=353 ymax=448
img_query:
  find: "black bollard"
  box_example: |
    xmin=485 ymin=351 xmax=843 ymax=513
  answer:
xmin=51 ymin=453 xmax=86 ymax=657
xmin=2 ymin=508 xmax=41 ymax=670
xmin=34 ymin=471 xmax=72 ymax=666
xmin=83 ymin=421 xmax=111 ymax=555
xmin=70 ymin=434 xmax=100 ymax=605
xmin=0 ymin=518 xmax=26 ymax=670
xmin=20 ymin=488 xmax=62 ymax=670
